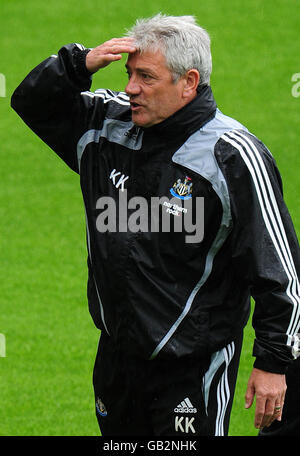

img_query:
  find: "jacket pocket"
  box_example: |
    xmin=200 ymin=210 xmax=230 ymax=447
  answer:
xmin=165 ymin=310 xmax=210 ymax=358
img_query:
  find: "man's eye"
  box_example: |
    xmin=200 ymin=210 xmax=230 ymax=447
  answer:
xmin=141 ymin=73 xmax=151 ymax=79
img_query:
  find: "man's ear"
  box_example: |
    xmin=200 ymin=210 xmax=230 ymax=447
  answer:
xmin=182 ymin=69 xmax=200 ymax=98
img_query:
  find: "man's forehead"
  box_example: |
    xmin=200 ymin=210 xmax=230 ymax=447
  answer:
xmin=125 ymin=49 xmax=168 ymax=70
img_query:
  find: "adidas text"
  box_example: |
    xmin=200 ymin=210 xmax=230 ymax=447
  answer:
xmin=174 ymin=397 xmax=197 ymax=414
xmin=174 ymin=406 xmax=197 ymax=414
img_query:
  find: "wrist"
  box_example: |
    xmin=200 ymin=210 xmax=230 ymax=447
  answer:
xmin=72 ymin=46 xmax=94 ymax=77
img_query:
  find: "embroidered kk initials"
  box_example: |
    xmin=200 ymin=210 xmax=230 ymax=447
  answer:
xmin=109 ymin=169 xmax=129 ymax=191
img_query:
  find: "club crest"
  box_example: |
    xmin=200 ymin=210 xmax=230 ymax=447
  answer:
xmin=96 ymin=397 xmax=108 ymax=417
xmin=170 ymin=176 xmax=193 ymax=200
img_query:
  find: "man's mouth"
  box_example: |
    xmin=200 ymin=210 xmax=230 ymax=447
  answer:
xmin=130 ymin=101 xmax=143 ymax=110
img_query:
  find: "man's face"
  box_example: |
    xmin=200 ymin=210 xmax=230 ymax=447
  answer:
xmin=125 ymin=50 xmax=188 ymax=128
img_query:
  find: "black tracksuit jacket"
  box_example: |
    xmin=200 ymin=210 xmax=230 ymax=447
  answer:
xmin=11 ymin=43 xmax=300 ymax=373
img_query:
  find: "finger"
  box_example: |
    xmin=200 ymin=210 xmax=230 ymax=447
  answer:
xmin=244 ymin=384 xmax=255 ymax=409
xmin=253 ymin=394 xmax=267 ymax=429
xmin=109 ymin=37 xmax=136 ymax=43
xmin=280 ymin=388 xmax=286 ymax=414
xmin=274 ymin=388 xmax=286 ymax=422
xmin=98 ymin=42 xmax=135 ymax=53
xmin=264 ymin=403 xmax=282 ymax=428
xmin=100 ymin=54 xmax=123 ymax=63
xmin=103 ymin=37 xmax=137 ymax=50
xmin=274 ymin=397 xmax=285 ymax=422
xmin=109 ymin=36 xmax=136 ymax=43
xmin=262 ymin=398 xmax=285 ymax=428
xmin=112 ymin=44 xmax=137 ymax=53
xmin=261 ymin=398 xmax=276 ymax=428
xmin=274 ymin=403 xmax=283 ymax=422
xmin=101 ymin=44 xmax=137 ymax=57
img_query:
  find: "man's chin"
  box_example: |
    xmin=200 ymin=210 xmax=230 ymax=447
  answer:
xmin=131 ymin=116 xmax=150 ymax=128
xmin=131 ymin=113 xmax=156 ymax=129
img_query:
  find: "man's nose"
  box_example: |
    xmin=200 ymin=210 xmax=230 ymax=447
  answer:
xmin=125 ymin=76 xmax=141 ymax=96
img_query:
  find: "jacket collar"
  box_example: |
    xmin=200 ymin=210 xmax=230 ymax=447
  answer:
xmin=142 ymin=84 xmax=217 ymax=140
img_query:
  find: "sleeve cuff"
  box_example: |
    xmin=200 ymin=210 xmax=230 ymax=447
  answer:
xmin=253 ymin=357 xmax=289 ymax=374
xmin=74 ymin=47 xmax=94 ymax=78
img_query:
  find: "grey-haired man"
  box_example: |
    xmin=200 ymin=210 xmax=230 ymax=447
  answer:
xmin=11 ymin=14 xmax=300 ymax=435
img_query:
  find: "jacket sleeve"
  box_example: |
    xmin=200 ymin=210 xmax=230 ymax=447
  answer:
xmin=219 ymin=129 xmax=300 ymax=374
xmin=11 ymin=43 xmax=106 ymax=173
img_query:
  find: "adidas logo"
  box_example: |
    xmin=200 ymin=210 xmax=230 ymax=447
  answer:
xmin=174 ymin=397 xmax=197 ymax=414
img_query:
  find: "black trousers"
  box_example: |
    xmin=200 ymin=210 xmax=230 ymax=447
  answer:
xmin=93 ymin=331 xmax=243 ymax=436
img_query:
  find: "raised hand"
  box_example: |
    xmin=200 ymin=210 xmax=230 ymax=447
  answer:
xmin=85 ymin=38 xmax=137 ymax=73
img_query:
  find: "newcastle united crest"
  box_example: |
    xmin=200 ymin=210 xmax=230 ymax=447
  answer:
xmin=170 ymin=176 xmax=193 ymax=200
xmin=96 ymin=397 xmax=108 ymax=417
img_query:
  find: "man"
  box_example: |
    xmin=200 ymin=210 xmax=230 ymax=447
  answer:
xmin=11 ymin=14 xmax=300 ymax=436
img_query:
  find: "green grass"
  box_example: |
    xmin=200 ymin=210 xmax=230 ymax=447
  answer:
xmin=0 ymin=0 xmax=299 ymax=436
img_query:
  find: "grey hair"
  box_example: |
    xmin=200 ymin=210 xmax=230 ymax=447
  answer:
xmin=126 ymin=13 xmax=212 ymax=86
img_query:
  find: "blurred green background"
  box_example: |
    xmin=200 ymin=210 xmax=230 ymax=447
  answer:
xmin=0 ymin=0 xmax=299 ymax=437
